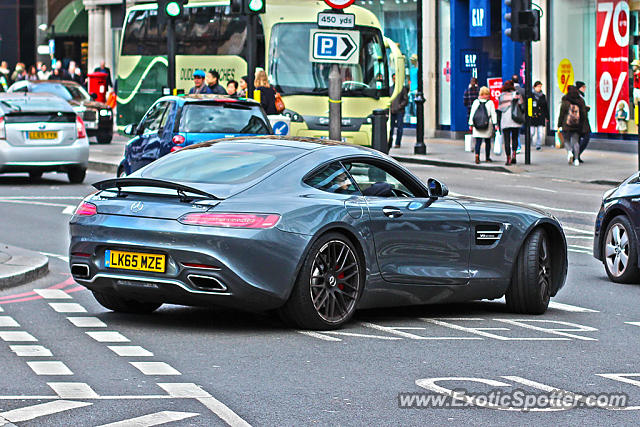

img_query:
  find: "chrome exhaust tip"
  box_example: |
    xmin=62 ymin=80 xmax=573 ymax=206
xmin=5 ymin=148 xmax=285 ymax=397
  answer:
xmin=71 ymin=264 xmax=90 ymax=279
xmin=187 ymin=274 xmax=227 ymax=292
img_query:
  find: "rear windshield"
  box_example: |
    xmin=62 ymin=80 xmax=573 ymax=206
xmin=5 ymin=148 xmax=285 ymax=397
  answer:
xmin=142 ymin=142 xmax=304 ymax=184
xmin=0 ymin=97 xmax=72 ymax=113
xmin=4 ymin=112 xmax=76 ymax=123
xmin=30 ymin=83 xmax=90 ymax=102
xmin=178 ymin=103 xmax=271 ymax=134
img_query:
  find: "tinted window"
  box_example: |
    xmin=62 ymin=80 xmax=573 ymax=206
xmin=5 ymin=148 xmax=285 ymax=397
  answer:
xmin=179 ymin=104 xmax=270 ymax=134
xmin=143 ymin=143 xmax=304 ymax=184
xmin=30 ymin=83 xmax=90 ymax=102
xmin=0 ymin=97 xmax=71 ymax=113
xmin=304 ymin=163 xmax=359 ymax=195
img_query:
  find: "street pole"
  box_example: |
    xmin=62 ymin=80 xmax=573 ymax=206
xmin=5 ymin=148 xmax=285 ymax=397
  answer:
xmin=167 ymin=17 xmax=176 ymax=94
xmin=247 ymin=14 xmax=257 ymax=99
xmin=329 ymin=63 xmax=342 ymax=141
xmin=414 ymin=0 xmax=426 ymax=154
xmin=524 ymin=39 xmax=532 ymax=165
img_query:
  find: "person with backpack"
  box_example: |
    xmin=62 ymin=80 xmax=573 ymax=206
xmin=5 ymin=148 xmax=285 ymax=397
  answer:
xmin=557 ymin=85 xmax=587 ymax=166
xmin=531 ymin=81 xmax=549 ymax=150
xmin=468 ymin=86 xmax=497 ymax=164
xmin=497 ymin=80 xmax=524 ymax=165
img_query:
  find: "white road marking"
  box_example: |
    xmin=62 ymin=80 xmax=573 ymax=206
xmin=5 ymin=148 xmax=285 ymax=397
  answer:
xmin=0 ymin=316 xmax=19 ymax=327
xmin=159 ymin=383 xmax=252 ymax=427
xmin=569 ymin=248 xmax=592 ymax=255
xmin=39 ymin=252 xmax=69 ymax=262
xmin=565 ymin=235 xmax=593 ymax=239
xmin=568 ymin=244 xmax=591 ymax=250
xmin=86 ymin=331 xmax=130 ymax=343
xmin=0 ymin=331 xmax=37 ymax=342
xmin=34 ymin=289 xmax=72 ymax=299
xmin=62 ymin=206 xmax=76 ymax=215
xmin=9 ymin=345 xmax=52 ymax=357
xmin=48 ymin=303 xmax=86 ymax=313
xmin=67 ymin=317 xmax=106 ymax=328
xmin=96 ymin=411 xmax=199 ymax=427
xmin=626 ymin=322 xmax=640 ymax=327
xmin=130 ymin=362 xmax=181 ymax=376
xmin=514 ymin=185 xmax=557 ymax=193
xmin=362 ymin=321 xmax=482 ymax=340
xmin=108 ymin=346 xmax=154 ymax=357
xmin=421 ymin=318 xmax=568 ymax=341
xmin=27 ymin=361 xmax=74 ymax=375
xmin=48 ymin=383 xmax=100 ymax=399
xmin=563 ymin=226 xmax=592 ymax=235
xmin=0 ymin=400 xmax=91 ymax=423
xmin=548 ymin=301 xmax=599 ymax=313
xmin=324 ymin=331 xmax=402 ymax=340
xmin=0 ymin=306 xmax=3 ymax=311
xmin=494 ymin=319 xmax=598 ymax=341
xmin=296 ymin=331 xmax=342 ymax=341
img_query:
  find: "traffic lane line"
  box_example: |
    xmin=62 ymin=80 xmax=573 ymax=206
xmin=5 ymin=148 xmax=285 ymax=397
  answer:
xmin=95 ymin=411 xmax=199 ymax=427
xmin=0 ymin=400 xmax=92 ymax=423
xmin=26 ymin=361 xmax=74 ymax=376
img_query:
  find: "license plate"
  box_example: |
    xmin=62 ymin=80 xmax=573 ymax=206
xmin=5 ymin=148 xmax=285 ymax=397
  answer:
xmin=28 ymin=131 xmax=58 ymax=140
xmin=105 ymin=250 xmax=165 ymax=273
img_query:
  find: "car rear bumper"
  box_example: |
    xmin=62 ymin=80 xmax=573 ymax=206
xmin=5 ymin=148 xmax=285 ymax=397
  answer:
xmin=0 ymin=138 xmax=89 ymax=172
xmin=69 ymin=216 xmax=312 ymax=311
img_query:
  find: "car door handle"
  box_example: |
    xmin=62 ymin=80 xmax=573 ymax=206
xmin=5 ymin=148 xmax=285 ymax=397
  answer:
xmin=383 ymin=207 xmax=403 ymax=218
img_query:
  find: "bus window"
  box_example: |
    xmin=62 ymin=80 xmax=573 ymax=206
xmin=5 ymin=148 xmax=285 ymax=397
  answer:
xmin=268 ymin=23 xmax=389 ymax=98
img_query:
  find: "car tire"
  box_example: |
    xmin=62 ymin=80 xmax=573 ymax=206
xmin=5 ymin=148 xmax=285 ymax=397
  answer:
xmin=29 ymin=171 xmax=43 ymax=181
xmin=67 ymin=166 xmax=86 ymax=184
xmin=278 ymin=232 xmax=363 ymax=330
xmin=97 ymin=134 xmax=112 ymax=144
xmin=92 ymin=291 xmax=161 ymax=314
xmin=506 ymin=228 xmax=551 ymax=314
xmin=602 ymin=215 xmax=640 ymax=283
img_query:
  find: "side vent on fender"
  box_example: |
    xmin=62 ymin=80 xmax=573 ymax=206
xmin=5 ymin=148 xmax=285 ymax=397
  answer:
xmin=476 ymin=225 xmax=503 ymax=246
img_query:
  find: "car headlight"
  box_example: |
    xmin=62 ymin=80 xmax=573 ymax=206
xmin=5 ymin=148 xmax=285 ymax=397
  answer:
xmin=602 ymin=188 xmax=616 ymax=202
xmin=282 ymin=109 xmax=303 ymax=123
xmin=99 ymin=109 xmax=112 ymax=117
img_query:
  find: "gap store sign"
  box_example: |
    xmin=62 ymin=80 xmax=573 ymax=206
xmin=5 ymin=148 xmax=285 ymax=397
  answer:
xmin=469 ymin=0 xmax=491 ymax=37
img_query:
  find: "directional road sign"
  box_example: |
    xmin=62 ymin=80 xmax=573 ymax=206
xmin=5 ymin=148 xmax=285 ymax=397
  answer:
xmin=272 ymin=120 xmax=290 ymax=135
xmin=309 ymin=29 xmax=360 ymax=65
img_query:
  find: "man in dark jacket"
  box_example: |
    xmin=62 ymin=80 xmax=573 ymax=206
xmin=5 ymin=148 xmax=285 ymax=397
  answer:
xmin=575 ymin=80 xmax=591 ymax=162
xmin=389 ymin=73 xmax=409 ymax=148
xmin=557 ymin=85 xmax=587 ymax=166
xmin=189 ymin=70 xmax=213 ymax=94
xmin=206 ymin=70 xmax=227 ymax=95
xmin=531 ymin=81 xmax=549 ymax=150
xmin=463 ymin=77 xmax=479 ymax=119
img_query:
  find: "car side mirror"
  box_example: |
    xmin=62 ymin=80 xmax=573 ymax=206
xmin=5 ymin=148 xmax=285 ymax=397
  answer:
xmin=123 ymin=124 xmax=136 ymax=136
xmin=427 ymin=178 xmax=449 ymax=198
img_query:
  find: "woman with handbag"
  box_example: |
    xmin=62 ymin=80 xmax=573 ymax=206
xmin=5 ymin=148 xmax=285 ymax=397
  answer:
xmin=497 ymin=80 xmax=524 ymax=165
xmin=468 ymin=86 xmax=497 ymax=164
xmin=255 ymin=70 xmax=278 ymax=115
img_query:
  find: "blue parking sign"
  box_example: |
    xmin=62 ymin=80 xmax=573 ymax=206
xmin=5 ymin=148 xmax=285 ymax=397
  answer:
xmin=317 ymin=36 xmax=337 ymax=57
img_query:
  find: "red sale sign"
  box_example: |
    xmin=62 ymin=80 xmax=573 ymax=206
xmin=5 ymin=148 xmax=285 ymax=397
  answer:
xmin=487 ymin=77 xmax=502 ymax=110
xmin=596 ymin=0 xmax=630 ymax=133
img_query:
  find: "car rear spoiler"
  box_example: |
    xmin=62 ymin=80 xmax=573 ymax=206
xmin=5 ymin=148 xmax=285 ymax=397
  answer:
xmin=94 ymin=178 xmax=220 ymax=200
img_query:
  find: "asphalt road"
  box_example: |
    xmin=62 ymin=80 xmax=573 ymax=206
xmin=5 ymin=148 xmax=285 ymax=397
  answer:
xmin=1 ymin=165 xmax=639 ymax=426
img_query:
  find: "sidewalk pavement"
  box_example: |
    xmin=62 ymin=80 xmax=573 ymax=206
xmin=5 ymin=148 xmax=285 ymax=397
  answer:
xmin=0 ymin=244 xmax=48 ymax=290
xmin=93 ymin=134 xmax=638 ymax=186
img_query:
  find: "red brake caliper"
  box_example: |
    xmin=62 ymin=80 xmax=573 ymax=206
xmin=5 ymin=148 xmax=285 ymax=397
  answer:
xmin=337 ymin=267 xmax=345 ymax=290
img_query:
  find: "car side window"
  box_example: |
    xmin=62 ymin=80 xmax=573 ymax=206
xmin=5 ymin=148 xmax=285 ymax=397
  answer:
xmin=344 ymin=161 xmax=415 ymax=197
xmin=139 ymin=102 xmax=168 ymax=133
xmin=159 ymin=102 xmax=174 ymax=130
xmin=304 ymin=163 xmax=360 ymax=195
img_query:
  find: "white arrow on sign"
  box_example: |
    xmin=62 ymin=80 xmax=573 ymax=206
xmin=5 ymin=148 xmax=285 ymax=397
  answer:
xmin=309 ymin=29 xmax=360 ymax=65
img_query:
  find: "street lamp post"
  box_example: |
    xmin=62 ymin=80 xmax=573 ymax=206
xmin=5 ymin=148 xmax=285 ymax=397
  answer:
xmin=414 ymin=0 xmax=426 ymax=155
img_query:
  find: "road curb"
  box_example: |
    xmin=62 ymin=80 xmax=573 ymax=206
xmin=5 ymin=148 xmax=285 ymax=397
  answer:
xmin=89 ymin=160 xmax=118 ymax=174
xmin=391 ymin=155 xmax=513 ymax=173
xmin=0 ymin=244 xmax=49 ymax=290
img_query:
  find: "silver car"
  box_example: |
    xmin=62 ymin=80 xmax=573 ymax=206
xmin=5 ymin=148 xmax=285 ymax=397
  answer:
xmin=0 ymin=92 xmax=89 ymax=183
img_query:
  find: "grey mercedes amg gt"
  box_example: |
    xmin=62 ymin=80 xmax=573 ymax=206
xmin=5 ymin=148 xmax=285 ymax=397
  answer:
xmin=69 ymin=136 xmax=568 ymax=330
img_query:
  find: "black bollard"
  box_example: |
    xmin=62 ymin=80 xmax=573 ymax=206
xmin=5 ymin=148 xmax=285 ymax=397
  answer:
xmin=371 ymin=109 xmax=389 ymax=154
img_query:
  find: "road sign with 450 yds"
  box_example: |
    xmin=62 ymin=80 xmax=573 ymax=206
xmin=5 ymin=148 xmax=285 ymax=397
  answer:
xmin=309 ymin=29 xmax=360 ymax=65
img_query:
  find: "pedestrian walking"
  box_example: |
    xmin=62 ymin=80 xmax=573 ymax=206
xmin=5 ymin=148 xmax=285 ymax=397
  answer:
xmin=94 ymin=60 xmax=113 ymax=89
xmin=463 ymin=77 xmax=479 ymax=119
xmin=237 ymin=75 xmax=248 ymax=98
xmin=497 ymin=80 xmax=524 ymax=165
xmin=26 ymin=65 xmax=38 ymax=81
xmin=37 ymin=64 xmax=51 ymax=80
xmin=389 ymin=73 xmax=409 ymax=148
xmin=557 ymin=85 xmax=587 ymax=166
xmin=206 ymin=70 xmax=227 ymax=95
xmin=11 ymin=63 xmax=26 ymax=82
xmin=468 ymin=86 xmax=497 ymax=164
xmin=531 ymin=81 xmax=549 ymax=150
xmin=255 ymin=70 xmax=278 ymax=115
xmin=226 ymin=80 xmax=238 ymax=97
xmin=575 ymin=81 xmax=591 ymax=162
xmin=616 ymin=102 xmax=628 ymax=132
xmin=189 ymin=69 xmax=213 ymax=94
xmin=0 ymin=61 xmax=12 ymax=86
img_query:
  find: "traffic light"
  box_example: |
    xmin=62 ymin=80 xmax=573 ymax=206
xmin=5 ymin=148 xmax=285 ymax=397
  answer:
xmin=521 ymin=9 xmax=541 ymax=42
xmin=158 ymin=0 xmax=188 ymax=26
xmin=230 ymin=0 xmax=266 ymax=14
xmin=505 ymin=0 xmax=525 ymax=42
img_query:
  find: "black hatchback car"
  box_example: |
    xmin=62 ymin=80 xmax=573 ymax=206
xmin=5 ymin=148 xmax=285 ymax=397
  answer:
xmin=118 ymin=95 xmax=272 ymax=176
xmin=7 ymin=80 xmax=114 ymax=144
xmin=594 ymin=173 xmax=640 ymax=282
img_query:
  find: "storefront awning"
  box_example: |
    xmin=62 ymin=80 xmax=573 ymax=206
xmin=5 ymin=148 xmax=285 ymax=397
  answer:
xmin=51 ymin=0 xmax=88 ymax=36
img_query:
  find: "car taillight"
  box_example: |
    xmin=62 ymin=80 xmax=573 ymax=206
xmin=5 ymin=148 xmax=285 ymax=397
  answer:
xmin=74 ymin=202 xmax=97 ymax=216
xmin=172 ymin=135 xmax=186 ymax=145
xmin=178 ymin=213 xmax=280 ymax=229
xmin=0 ymin=116 xmax=5 ymax=139
xmin=76 ymin=116 xmax=87 ymax=139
